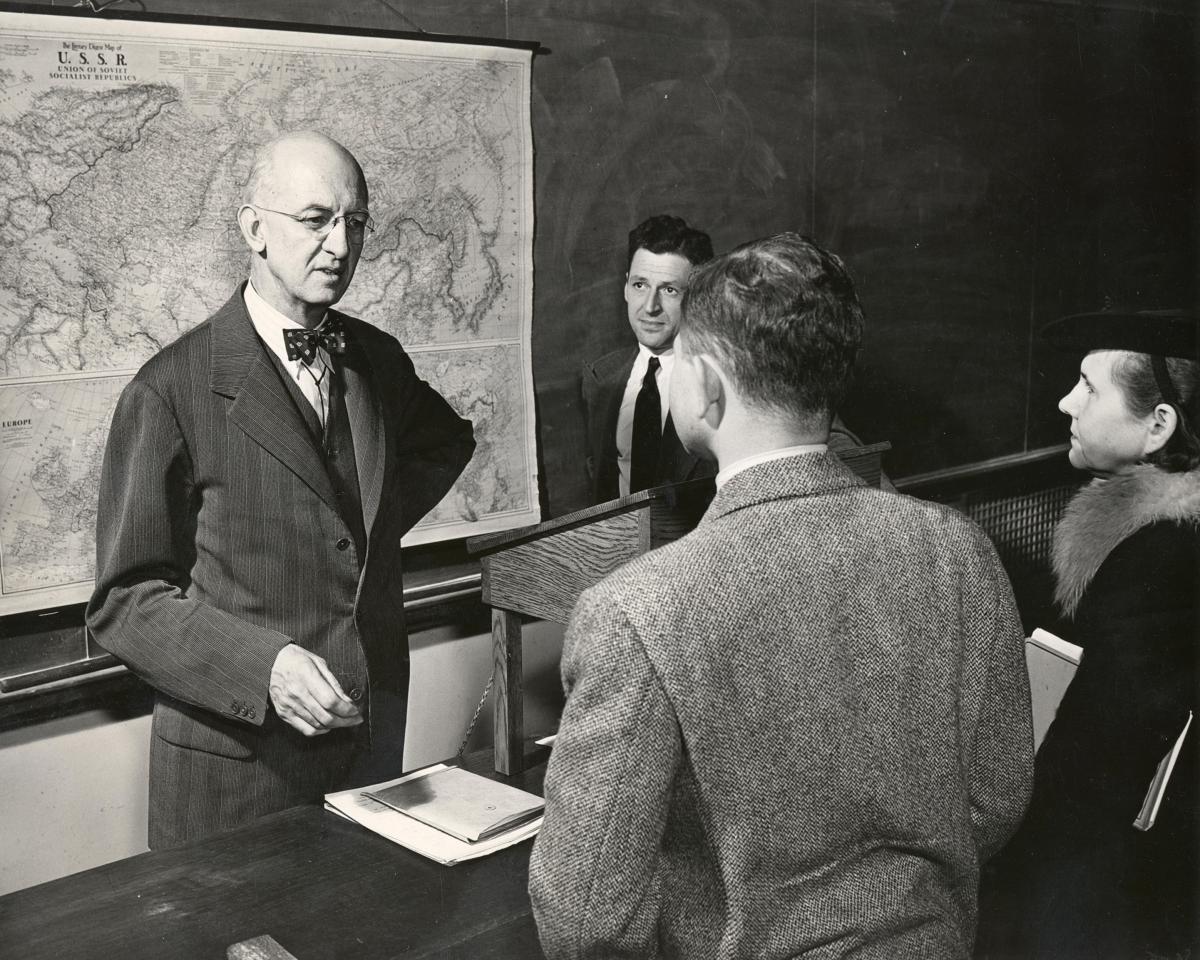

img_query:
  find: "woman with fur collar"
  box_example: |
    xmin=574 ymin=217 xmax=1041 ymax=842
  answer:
xmin=977 ymin=310 xmax=1199 ymax=960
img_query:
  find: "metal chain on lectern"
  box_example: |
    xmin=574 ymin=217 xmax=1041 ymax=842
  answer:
xmin=455 ymin=669 xmax=496 ymax=762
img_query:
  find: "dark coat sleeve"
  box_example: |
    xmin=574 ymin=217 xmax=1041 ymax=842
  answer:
xmin=384 ymin=344 xmax=476 ymax=536
xmin=86 ymin=378 xmax=291 ymax=725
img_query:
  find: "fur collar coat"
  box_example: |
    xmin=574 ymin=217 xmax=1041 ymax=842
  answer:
xmin=1053 ymin=463 xmax=1200 ymax=617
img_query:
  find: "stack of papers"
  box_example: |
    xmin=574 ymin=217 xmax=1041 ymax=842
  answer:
xmin=1026 ymin=628 xmax=1192 ymax=832
xmin=1026 ymin=628 xmax=1082 ymax=750
xmin=325 ymin=763 xmax=543 ymax=865
xmin=1134 ymin=711 xmax=1192 ymax=832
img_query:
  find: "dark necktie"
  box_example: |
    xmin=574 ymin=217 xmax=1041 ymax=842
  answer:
xmin=283 ymin=317 xmax=348 ymax=364
xmin=630 ymin=356 xmax=662 ymax=494
xmin=323 ymin=357 xmax=367 ymax=563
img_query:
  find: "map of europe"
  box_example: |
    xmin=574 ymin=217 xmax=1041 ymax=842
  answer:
xmin=0 ymin=14 xmax=537 ymax=614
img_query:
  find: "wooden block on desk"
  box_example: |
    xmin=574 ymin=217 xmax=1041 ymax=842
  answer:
xmin=227 ymin=934 xmax=299 ymax=960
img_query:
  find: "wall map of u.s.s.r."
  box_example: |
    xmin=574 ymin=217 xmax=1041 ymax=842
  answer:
xmin=0 ymin=13 xmax=538 ymax=615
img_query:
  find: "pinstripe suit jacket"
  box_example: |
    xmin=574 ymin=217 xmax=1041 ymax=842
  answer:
xmin=530 ymin=452 xmax=1033 ymax=959
xmin=86 ymin=287 xmax=474 ymax=848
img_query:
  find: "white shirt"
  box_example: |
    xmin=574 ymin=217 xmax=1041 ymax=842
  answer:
xmin=616 ymin=344 xmax=675 ymax=497
xmin=243 ymin=282 xmax=332 ymax=428
xmin=716 ymin=443 xmax=829 ymax=490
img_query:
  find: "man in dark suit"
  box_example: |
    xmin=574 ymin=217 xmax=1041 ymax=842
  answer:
xmin=581 ymin=214 xmax=716 ymax=503
xmin=582 ymin=215 xmax=877 ymax=505
xmin=87 ymin=131 xmax=475 ymax=849
xmin=531 ymin=233 xmax=1033 ymax=958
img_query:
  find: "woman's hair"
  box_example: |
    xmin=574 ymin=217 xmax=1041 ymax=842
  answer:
xmin=1111 ymin=352 xmax=1200 ymax=472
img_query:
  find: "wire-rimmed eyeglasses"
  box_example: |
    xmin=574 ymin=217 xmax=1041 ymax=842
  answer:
xmin=251 ymin=204 xmax=375 ymax=241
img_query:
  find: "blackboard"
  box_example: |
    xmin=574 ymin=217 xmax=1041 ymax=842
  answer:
xmin=0 ymin=0 xmax=1193 ymax=638
xmin=5 ymin=0 xmax=1195 ymax=513
xmin=525 ymin=0 xmax=1196 ymax=513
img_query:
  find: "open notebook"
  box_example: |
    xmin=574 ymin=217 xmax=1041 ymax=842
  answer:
xmin=325 ymin=763 xmax=543 ymax=865
xmin=366 ymin=764 xmax=544 ymax=843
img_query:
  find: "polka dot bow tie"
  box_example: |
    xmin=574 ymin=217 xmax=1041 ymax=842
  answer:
xmin=283 ymin=318 xmax=348 ymax=364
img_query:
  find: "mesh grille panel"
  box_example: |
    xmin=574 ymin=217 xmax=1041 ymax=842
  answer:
xmin=966 ymin=482 xmax=1080 ymax=571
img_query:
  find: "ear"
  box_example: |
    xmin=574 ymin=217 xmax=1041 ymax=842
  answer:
xmin=237 ymin=204 xmax=267 ymax=254
xmin=1142 ymin=402 xmax=1179 ymax=457
xmin=694 ymin=353 xmax=727 ymax=426
xmin=622 ymin=272 xmax=631 ymax=304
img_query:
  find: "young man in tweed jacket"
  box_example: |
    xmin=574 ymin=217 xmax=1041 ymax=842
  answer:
xmin=530 ymin=233 xmax=1033 ymax=959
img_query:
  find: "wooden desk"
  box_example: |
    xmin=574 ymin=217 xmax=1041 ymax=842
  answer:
xmin=0 ymin=766 xmax=547 ymax=959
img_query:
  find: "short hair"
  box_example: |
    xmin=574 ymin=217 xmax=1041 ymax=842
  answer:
xmin=1111 ymin=351 xmax=1200 ymax=472
xmin=243 ymin=149 xmax=272 ymax=204
xmin=627 ymin=215 xmax=713 ymax=271
xmin=680 ymin=232 xmax=864 ymax=423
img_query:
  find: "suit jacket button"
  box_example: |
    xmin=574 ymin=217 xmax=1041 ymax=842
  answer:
xmin=348 ymin=684 xmax=363 ymax=702
xmin=336 ymin=537 xmax=351 ymax=551
xmin=248 ymin=706 xmax=256 ymax=719
xmin=231 ymin=700 xmax=240 ymax=714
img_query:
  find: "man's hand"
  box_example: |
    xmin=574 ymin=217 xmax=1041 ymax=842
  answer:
xmin=269 ymin=644 xmax=363 ymax=736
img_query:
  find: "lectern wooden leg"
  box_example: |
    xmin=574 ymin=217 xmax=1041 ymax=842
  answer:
xmin=492 ymin=608 xmax=524 ymax=775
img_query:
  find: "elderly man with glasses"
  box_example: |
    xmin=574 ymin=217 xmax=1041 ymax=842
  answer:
xmin=87 ymin=131 xmax=475 ymax=849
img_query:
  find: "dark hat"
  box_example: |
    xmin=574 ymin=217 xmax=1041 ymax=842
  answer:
xmin=1041 ymin=308 xmax=1198 ymax=360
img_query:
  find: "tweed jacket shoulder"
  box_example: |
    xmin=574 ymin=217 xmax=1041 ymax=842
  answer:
xmin=530 ymin=452 xmax=1033 ymax=960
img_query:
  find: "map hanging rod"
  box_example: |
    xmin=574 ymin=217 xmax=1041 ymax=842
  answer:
xmin=34 ymin=1 xmax=549 ymax=54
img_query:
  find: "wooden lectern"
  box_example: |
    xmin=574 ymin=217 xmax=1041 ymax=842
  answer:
xmin=465 ymin=442 xmax=890 ymax=774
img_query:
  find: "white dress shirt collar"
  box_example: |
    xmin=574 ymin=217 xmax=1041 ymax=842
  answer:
xmin=243 ymin=281 xmax=326 ymax=365
xmin=716 ymin=443 xmax=829 ymax=489
xmin=243 ymin=281 xmax=332 ymax=426
xmin=634 ymin=342 xmax=674 ymax=377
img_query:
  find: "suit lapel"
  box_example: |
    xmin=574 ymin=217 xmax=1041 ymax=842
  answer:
xmin=339 ymin=326 xmax=386 ymax=538
xmin=600 ymin=349 xmax=637 ymax=457
xmin=587 ymin=348 xmax=636 ymax=501
xmin=209 ymin=288 xmax=338 ymax=511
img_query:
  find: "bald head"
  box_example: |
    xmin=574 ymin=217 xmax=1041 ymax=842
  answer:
xmin=243 ymin=131 xmax=367 ymax=207
xmin=236 ymin=130 xmax=370 ymax=326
